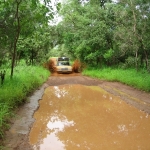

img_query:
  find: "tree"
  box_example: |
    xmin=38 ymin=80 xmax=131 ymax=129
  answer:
xmin=58 ymin=0 xmax=116 ymax=66
xmin=114 ymin=0 xmax=150 ymax=70
xmin=0 ymin=0 xmax=52 ymax=77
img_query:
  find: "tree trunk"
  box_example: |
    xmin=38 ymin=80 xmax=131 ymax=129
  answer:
xmin=135 ymin=51 xmax=138 ymax=71
xmin=10 ymin=0 xmax=21 ymax=78
xmin=144 ymin=50 xmax=149 ymax=70
xmin=129 ymin=0 xmax=138 ymax=71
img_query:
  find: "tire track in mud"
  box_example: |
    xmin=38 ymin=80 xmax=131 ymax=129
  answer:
xmin=99 ymin=83 xmax=150 ymax=114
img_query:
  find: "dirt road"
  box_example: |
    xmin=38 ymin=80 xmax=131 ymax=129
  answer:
xmin=2 ymin=73 xmax=150 ymax=150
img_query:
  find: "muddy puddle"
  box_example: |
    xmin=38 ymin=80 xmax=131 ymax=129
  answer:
xmin=29 ymin=85 xmax=150 ymax=150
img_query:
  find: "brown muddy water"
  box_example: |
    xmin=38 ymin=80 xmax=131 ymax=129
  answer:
xmin=29 ymin=84 xmax=150 ymax=150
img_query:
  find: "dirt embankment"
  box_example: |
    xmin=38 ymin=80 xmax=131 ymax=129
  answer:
xmin=1 ymin=73 xmax=150 ymax=150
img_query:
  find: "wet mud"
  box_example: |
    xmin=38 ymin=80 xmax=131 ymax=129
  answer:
xmin=29 ymin=85 xmax=150 ymax=150
xmin=2 ymin=73 xmax=150 ymax=150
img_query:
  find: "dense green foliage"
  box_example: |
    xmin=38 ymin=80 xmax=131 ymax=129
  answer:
xmin=83 ymin=67 xmax=150 ymax=92
xmin=1 ymin=0 xmax=150 ymax=73
xmin=0 ymin=0 xmax=60 ymax=77
xmin=0 ymin=65 xmax=49 ymax=138
xmin=56 ymin=0 xmax=150 ymax=71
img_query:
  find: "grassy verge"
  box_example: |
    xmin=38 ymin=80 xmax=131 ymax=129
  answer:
xmin=82 ymin=67 xmax=150 ymax=92
xmin=0 ymin=65 xmax=50 ymax=138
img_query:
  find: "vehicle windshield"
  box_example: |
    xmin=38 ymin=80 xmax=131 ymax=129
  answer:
xmin=58 ymin=61 xmax=70 ymax=66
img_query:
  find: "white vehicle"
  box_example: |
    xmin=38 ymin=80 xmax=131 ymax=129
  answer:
xmin=50 ymin=57 xmax=72 ymax=73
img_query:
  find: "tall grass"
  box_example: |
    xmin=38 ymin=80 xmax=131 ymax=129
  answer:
xmin=0 ymin=65 xmax=50 ymax=138
xmin=83 ymin=67 xmax=150 ymax=92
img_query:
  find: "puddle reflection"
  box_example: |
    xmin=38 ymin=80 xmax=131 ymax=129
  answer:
xmin=29 ymin=85 xmax=150 ymax=150
xmin=47 ymin=116 xmax=74 ymax=132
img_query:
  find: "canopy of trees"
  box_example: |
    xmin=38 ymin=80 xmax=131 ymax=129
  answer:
xmin=57 ymin=0 xmax=150 ymax=70
xmin=0 ymin=0 xmax=150 ymax=78
xmin=0 ymin=0 xmax=60 ymax=77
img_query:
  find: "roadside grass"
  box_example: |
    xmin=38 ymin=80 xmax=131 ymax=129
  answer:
xmin=82 ymin=67 xmax=150 ymax=92
xmin=0 ymin=65 xmax=50 ymax=138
